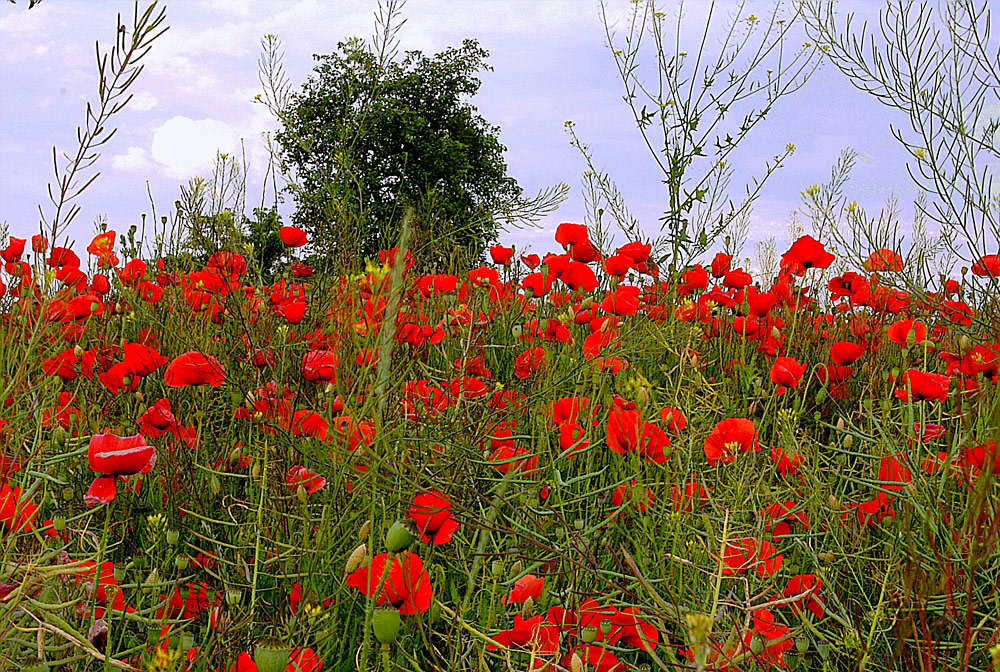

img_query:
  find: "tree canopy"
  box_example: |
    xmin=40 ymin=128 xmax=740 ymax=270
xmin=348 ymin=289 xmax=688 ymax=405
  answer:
xmin=277 ymin=37 xmax=523 ymax=269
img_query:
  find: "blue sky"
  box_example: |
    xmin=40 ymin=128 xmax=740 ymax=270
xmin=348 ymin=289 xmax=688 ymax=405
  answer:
xmin=1 ymin=0 xmax=923 ymax=263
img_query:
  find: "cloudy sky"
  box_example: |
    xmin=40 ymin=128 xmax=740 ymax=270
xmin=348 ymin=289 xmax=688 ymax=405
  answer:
xmin=1 ymin=0 xmax=922 ymax=261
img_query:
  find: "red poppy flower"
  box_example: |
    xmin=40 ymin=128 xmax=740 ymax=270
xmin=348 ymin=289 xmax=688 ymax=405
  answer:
xmin=744 ymin=608 xmax=793 ymax=667
xmin=345 ymin=552 xmax=432 ymax=614
xmin=710 ymin=252 xmax=732 ymax=278
xmin=769 ymin=356 xmax=807 ymax=392
xmin=561 ymin=645 xmax=622 ymax=672
xmin=780 ymin=235 xmax=835 ymax=275
xmin=280 ymin=226 xmax=308 ymax=247
xmin=1 ymin=483 xmax=39 ymax=533
xmin=659 ymin=406 xmax=687 ymax=434
xmin=301 ymin=350 xmax=338 ymax=383
xmin=487 ymin=614 xmax=560 ymax=662
xmin=703 ymin=418 xmax=759 ymax=466
xmin=164 ymin=352 xmax=226 ymax=387
xmin=672 ymin=474 xmax=709 ymax=512
xmin=520 ymin=253 xmax=540 ymax=269
xmin=560 ymin=260 xmax=598 ymax=292
xmin=489 ymin=244 xmax=515 ymax=266
xmin=513 ymin=347 xmax=546 ymax=380
xmin=612 ymin=479 xmax=655 ymax=513
xmin=407 ymin=491 xmax=459 ymax=545
xmin=286 ymin=466 xmax=326 ymax=494
xmin=887 ymin=318 xmax=927 ymax=347
xmin=830 ymin=340 xmax=866 ymax=366
xmin=971 ymin=254 xmax=1000 ymax=278
xmin=781 ymin=574 xmax=825 ymax=619
xmin=602 ymin=254 xmax=634 ymax=280
xmin=894 ymin=369 xmax=949 ymax=402
xmin=722 ymin=537 xmax=783 ymax=577
xmin=88 ymin=434 xmax=156 ymax=476
xmin=555 ymin=222 xmax=590 ymax=248
xmin=501 ymin=574 xmax=544 ymax=605
xmin=864 ymin=248 xmax=904 ymax=272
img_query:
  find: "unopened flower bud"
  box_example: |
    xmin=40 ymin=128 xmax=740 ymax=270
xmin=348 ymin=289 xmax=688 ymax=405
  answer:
xmin=570 ymin=652 xmax=585 ymax=672
xmin=521 ymin=596 xmax=535 ymax=618
xmin=345 ymin=543 xmax=367 ymax=575
xmin=358 ymin=519 xmax=371 ymax=540
xmin=509 ymin=560 xmax=522 ymax=579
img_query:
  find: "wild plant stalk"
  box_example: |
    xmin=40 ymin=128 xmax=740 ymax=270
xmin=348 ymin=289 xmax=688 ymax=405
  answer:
xmin=39 ymin=1 xmax=168 ymax=260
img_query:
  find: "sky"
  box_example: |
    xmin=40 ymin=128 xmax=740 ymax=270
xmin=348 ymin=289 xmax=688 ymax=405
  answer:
xmin=0 ymin=0 xmax=926 ymax=264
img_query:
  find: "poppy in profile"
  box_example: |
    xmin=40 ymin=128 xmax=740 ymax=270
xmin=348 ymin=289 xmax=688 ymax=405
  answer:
xmin=501 ymin=574 xmax=544 ymax=605
xmin=830 ymin=340 xmax=866 ymax=366
xmin=894 ymin=369 xmax=949 ymax=402
xmin=164 ymin=352 xmax=226 ymax=388
xmin=407 ymin=491 xmax=459 ymax=545
xmin=345 ymin=552 xmax=432 ymax=614
xmin=971 ymin=254 xmax=1000 ymax=278
xmin=88 ymin=434 xmax=156 ymax=476
xmin=769 ymin=356 xmax=807 ymax=393
xmin=279 ymin=226 xmax=308 ymax=247
xmin=489 ymin=244 xmax=515 ymax=266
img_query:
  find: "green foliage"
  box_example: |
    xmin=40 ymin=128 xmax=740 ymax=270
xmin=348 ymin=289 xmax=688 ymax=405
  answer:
xmin=277 ymin=35 xmax=523 ymax=270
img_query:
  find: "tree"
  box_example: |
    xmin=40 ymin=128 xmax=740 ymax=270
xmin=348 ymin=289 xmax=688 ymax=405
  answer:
xmin=274 ymin=17 xmax=563 ymax=270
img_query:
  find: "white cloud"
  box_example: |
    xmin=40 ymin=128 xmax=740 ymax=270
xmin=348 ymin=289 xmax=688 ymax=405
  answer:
xmin=130 ymin=91 xmax=158 ymax=112
xmin=150 ymin=116 xmax=239 ymax=179
xmin=111 ymin=146 xmax=152 ymax=172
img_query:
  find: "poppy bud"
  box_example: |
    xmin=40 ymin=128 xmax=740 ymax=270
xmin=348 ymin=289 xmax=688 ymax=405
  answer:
xmin=509 ymin=560 xmax=522 ymax=579
xmin=960 ymin=334 xmax=971 ymax=351
xmin=384 ymin=518 xmax=418 ymax=552
xmin=143 ymin=569 xmax=159 ymax=594
xmin=254 ymin=638 xmax=291 ymax=672
xmin=521 ymin=596 xmax=534 ymax=618
xmin=570 ymin=652 xmax=585 ymax=672
xmin=345 ymin=543 xmax=367 ymax=575
xmin=843 ymin=434 xmax=853 ymax=449
xmin=296 ymin=484 xmax=308 ymax=505
xmin=134 ymin=391 xmax=144 ymax=403
xmin=358 ymin=519 xmax=371 ymax=540
xmin=209 ymin=474 xmax=221 ymax=496
xmin=372 ymin=606 xmax=402 ymax=645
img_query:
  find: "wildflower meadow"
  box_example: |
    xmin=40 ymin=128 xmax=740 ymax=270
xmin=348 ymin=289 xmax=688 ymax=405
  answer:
xmin=2 ymin=1 xmax=999 ymax=671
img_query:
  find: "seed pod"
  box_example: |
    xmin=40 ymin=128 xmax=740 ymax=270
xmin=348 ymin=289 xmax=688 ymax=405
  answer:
xmin=384 ymin=519 xmax=418 ymax=553
xmin=254 ymin=638 xmax=291 ymax=672
xmin=372 ymin=606 xmax=402 ymax=645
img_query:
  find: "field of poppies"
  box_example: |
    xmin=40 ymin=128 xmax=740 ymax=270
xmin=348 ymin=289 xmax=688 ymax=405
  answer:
xmin=1 ymin=223 xmax=999 ymax=671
